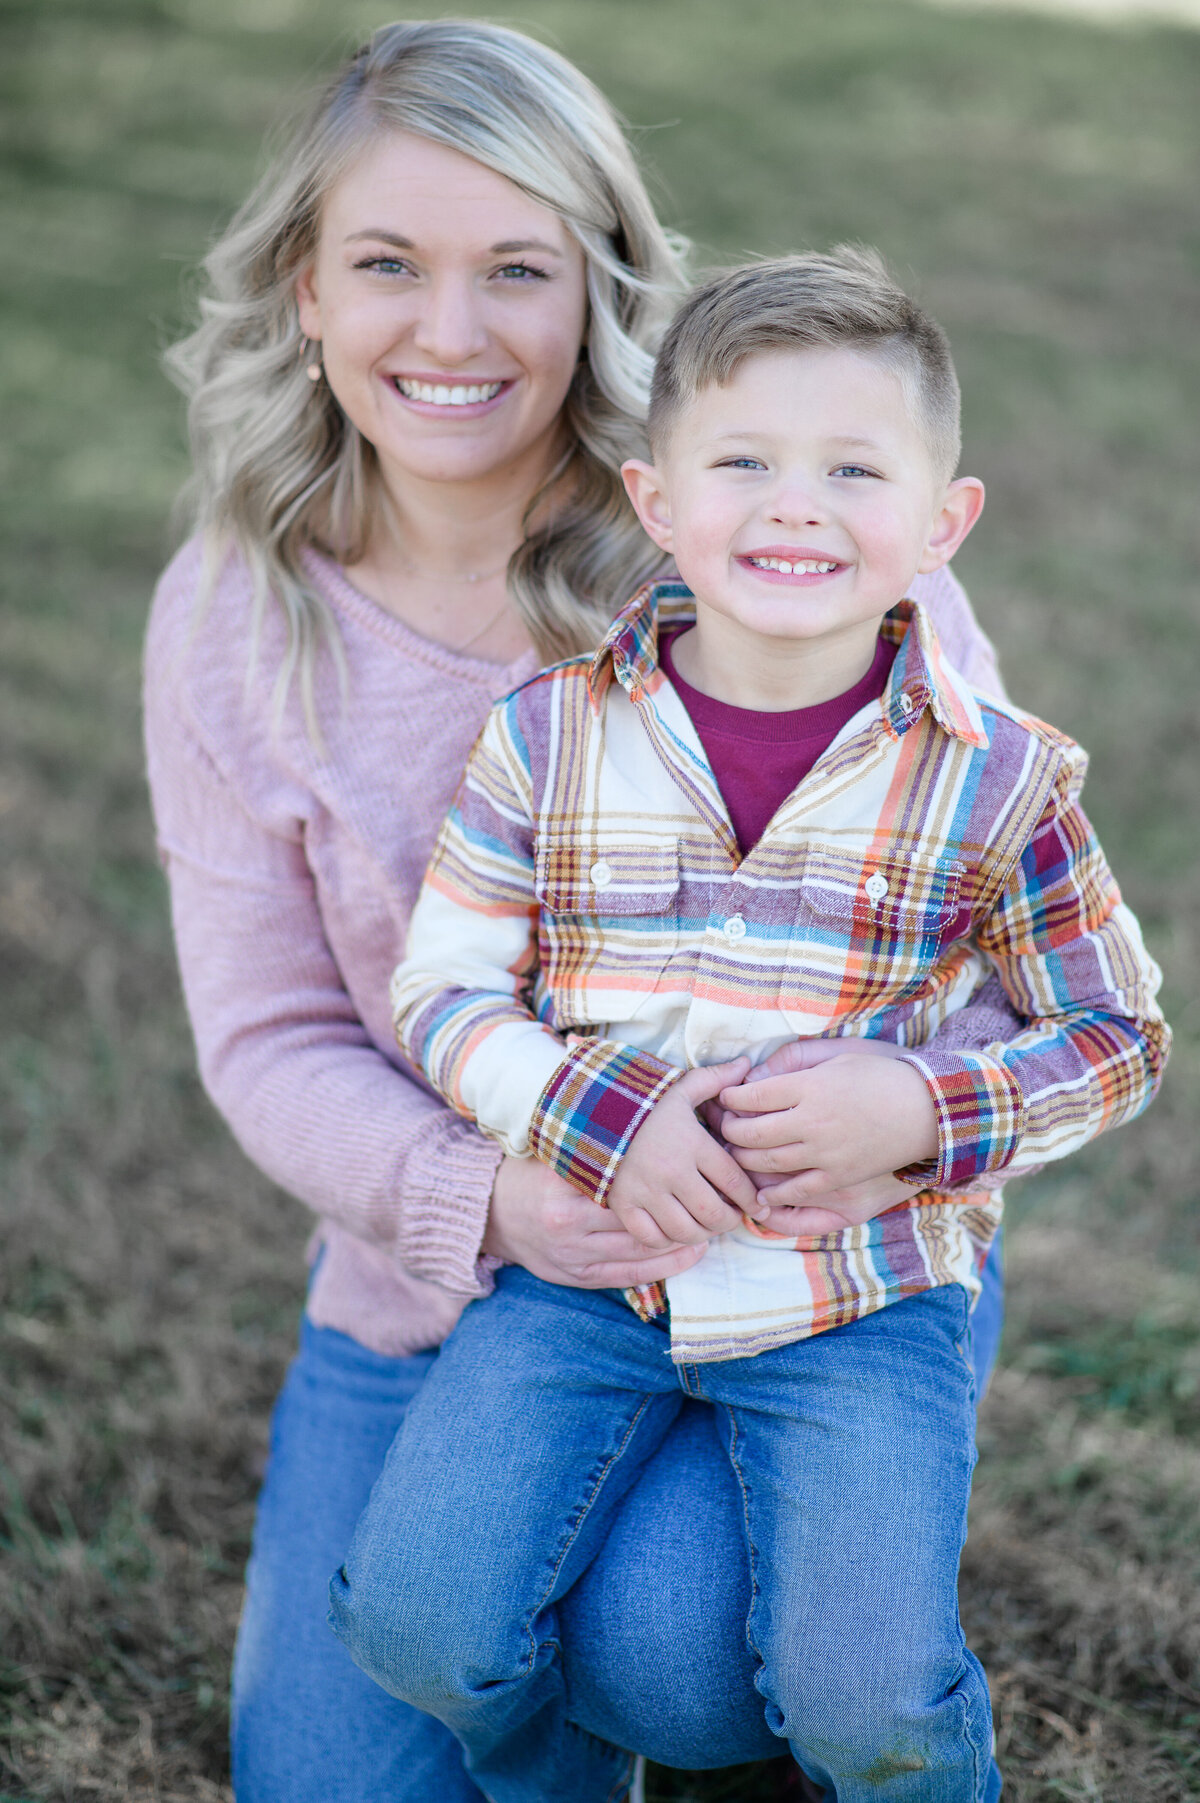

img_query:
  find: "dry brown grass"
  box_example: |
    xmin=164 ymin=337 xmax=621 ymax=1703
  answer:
xmin=2 ymin=1 xmax=1198 ymax=1798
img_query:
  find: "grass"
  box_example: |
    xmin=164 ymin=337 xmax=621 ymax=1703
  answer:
xmin=1 ymin=0 xmax=1198 ymax=1797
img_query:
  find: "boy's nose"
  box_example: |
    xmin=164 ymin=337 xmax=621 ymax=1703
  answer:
xmin=767 ymin=480 xmax=826 ymax=528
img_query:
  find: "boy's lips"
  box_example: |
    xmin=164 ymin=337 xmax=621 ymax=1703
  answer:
xmin=739 ymin=549 xmax=845 ymax=582
xmin=386 ymin=374 xmax=514 ymax=417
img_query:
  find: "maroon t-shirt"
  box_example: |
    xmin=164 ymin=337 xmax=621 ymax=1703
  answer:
xmin=659 ymin=628 xmax=899 ymax=856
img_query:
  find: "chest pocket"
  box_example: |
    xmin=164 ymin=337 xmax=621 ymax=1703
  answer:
xmin=782 ymin=841 xmax=966 ymax=1020
xmin=533 ymin=838 xmax=682 ymax=1027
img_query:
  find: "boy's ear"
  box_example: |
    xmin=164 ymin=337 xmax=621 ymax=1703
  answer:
xmin=621 ymin=460 xmax=675 ymax=554
xmin=917 ymin=477 xmax=985 ymax=574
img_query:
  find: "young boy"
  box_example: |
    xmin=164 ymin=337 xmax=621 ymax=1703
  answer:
xmin=331 ymin=250 xmax=1168 ymax=1802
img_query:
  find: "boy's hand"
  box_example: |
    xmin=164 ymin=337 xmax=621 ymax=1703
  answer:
xmin=717 ymin=1041 xmax=940 ymax=1207
xmin=608 ymin=1058 xmax=770 ymax=1249
xmin=752 ymin=1173 xmax=923 ymax=1238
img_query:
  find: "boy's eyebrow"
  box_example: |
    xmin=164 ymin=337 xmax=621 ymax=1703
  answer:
xmin=344 ymin=230 xmax=564 ymax=257
xmin=706 ymin=428 xmax=889 ymax=449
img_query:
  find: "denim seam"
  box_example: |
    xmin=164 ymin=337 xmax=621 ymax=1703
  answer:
xmin=718 ymin=1405 xmax=766 ymax=1679
xmin=522 ymin=1392 xmax=658 ymax=1675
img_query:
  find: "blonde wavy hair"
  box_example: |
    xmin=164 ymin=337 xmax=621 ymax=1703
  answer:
xmin=166 ymin=17 xmax=689 ymax=721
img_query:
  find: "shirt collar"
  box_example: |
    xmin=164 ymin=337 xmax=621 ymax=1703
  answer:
xmin=588 ymin=581 xmax=989 ymax=749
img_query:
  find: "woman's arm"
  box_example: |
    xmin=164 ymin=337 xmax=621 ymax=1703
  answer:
xmin=145 ymin=666 xmax=502 ymax=1301
xmin=145 ymin=570 xmax=700 ymax=1301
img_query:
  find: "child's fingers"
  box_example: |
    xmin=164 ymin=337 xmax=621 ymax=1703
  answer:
xmin=720 ymin=1105 xmax=812 ymax=1150
xmin=760 ymin=1202 xmax=855 ymax=1235
xmin=727 ymin=1139 xmax=812 ymax=1174
xmin=639 ymin=1192 xmax=722 ymax=1247
xmin=669 ymin=1167 xmax=754 ymax=1233
xmin=757 ymin=1038 xmax=903 ymax=1080
xmin=718 ymin=1071 xmax=810 ymax=1115
xmin=694 ymin=1135 xmax=770 ymax=1216
xmin=740 ymin=1168 xmax=844 ymax=1207
xmin=611 ymin=1204 xmax=685 ymax=1252
xmin=675 ymin=1056 xmax=752 ymax=1107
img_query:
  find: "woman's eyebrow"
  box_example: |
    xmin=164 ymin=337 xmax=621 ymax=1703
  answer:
xmin=345 ymin=230 xmax=415 ymax=246
xmin=489 ymin=238 xmax=565 ymax=257
xmin=342 ymin=230 xmax=564 ymax=258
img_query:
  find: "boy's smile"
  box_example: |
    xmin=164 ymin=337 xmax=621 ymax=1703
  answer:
xmin=623 ymin=345 xmax=983 ymax=709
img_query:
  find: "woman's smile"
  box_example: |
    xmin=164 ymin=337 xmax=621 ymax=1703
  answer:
xmin=390 ymin=375 xmax=508 ymax=411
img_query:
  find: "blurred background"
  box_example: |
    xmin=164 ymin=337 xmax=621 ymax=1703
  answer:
xmin=1 ymin=1 xmax=1198 ymax=1798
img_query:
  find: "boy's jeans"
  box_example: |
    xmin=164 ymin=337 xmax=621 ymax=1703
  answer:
xmin=331 ymin=1268 xmax=1001 ymax=1803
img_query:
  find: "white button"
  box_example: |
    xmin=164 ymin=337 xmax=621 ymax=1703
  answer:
xmin=589 ymin=860 xmax=613 ymax=889
xmin=864 ymin=873 xmax=890 ymax=904
xmin=723 ymin=914 xmax=747 ymax=942
xmin=899 ymin=693 xmax=915 ymax=715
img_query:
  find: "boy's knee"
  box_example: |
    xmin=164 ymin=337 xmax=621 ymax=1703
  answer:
xmin=772 ymin=1657 xmax=991 ymax=1793
xmin=328 ymin=1555 xmax=524 ymax=1711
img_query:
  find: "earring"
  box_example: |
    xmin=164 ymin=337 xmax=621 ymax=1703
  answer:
xmin=300 ymin=337 xmax=323 ymax=383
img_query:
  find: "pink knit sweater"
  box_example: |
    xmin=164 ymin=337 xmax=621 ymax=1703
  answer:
xmin=144 ymin=539 xmax=1003 ymax=1356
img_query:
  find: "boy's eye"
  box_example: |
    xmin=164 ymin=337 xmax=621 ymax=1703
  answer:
xmin=832 ymin=463 xmax=877 ymax=479
xmin=719 ymin=456 xmax=766 ymax=471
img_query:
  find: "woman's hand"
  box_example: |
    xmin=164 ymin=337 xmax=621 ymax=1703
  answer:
xmin=483 ymin=1155 xmax=710 ymax=1290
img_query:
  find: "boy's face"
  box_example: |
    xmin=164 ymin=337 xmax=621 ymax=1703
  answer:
xmin=623 ymin=345 xmax=982 ymax=660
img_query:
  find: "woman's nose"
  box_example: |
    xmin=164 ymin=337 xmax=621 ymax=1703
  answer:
xmin=410 ymin=275 xmax=490 ymax=368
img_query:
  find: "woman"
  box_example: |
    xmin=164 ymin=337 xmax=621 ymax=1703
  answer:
xmin=148 ymin=21 xmax=1011 ymax=1801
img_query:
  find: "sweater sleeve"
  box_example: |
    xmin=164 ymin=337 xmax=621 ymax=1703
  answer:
xmin=909 ymin=562 xmax=1005 ymax=700
xmin=144 ymin=597 xmax=501 ymax=1303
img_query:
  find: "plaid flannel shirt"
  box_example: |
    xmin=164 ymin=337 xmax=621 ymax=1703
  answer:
xmin=391 ymin=583 xmax=1168 ymax=1361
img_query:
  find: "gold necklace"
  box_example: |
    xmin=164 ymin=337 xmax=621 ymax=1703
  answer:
xmin=451 ymin=593 xmax=518 ymax=654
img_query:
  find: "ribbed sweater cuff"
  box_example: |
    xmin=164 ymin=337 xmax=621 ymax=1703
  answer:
xmin=398 ymin=1111 xmax=505 ymax=1300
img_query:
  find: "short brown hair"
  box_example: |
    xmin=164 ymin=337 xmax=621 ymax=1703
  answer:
xmin=648 ymin=246 xmax=961 ymax=481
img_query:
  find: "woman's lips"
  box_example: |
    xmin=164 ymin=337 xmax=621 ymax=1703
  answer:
xmin=387 ymin=375 xmax=513 ymax=417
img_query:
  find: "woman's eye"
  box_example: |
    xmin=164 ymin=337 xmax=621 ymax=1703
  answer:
xmin=494 ymin=262 xmax=549 ymax=282
xmin=354 ymin=255 xmax=413 ymax=277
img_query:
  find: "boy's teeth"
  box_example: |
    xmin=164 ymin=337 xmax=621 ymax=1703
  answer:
xmin=750 ymin=556 xmax=838 ymax=574
xmin=396 ymin=379 xmax=503 ymax=406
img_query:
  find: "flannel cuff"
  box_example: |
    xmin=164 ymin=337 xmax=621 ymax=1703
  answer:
xmin=529 ymin=1039 xmax=682 ymax=1205
xmin=896 ymin=1050 xmax=1026 ymax=1190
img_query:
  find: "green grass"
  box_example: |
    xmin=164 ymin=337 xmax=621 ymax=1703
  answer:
xmin=2 ymin=1 xmax=1199 ymax=1797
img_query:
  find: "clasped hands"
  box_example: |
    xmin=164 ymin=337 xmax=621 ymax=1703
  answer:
xmin=606 ymin=1039 xmax=941 ymax=1252
xmin=485 ymin=1039 xmax=942 ymax=1291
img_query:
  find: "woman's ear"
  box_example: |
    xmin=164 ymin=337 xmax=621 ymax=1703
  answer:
xmin=621 ymin=459 xmax=675 ymax=554
xmin=295 ymin=264 xmax=322 ymax=341
xmin=918 ymin=477 xmax=985 ymax=574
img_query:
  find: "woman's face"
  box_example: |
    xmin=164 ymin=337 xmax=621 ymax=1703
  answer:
xmin=297 ymin=131 xmax=589 ymax=499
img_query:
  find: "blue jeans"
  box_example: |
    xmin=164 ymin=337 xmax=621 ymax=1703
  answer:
xmin=331 ymin=1270 xmax=1002 ymax=1803
xmin=232 ymin=1238 xmax=1003 ymax=1800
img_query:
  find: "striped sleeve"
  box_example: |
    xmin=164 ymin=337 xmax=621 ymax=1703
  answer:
xmin=899 ymin=755 xmax=1170 ymax=1190
xmin=390 ymin=693 xmax=570 ymax=1156
xmin=391 ymin=690 xmax=684 ymax=1195
xmin=528 ymin=1038 xmax=681 ymax=1205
